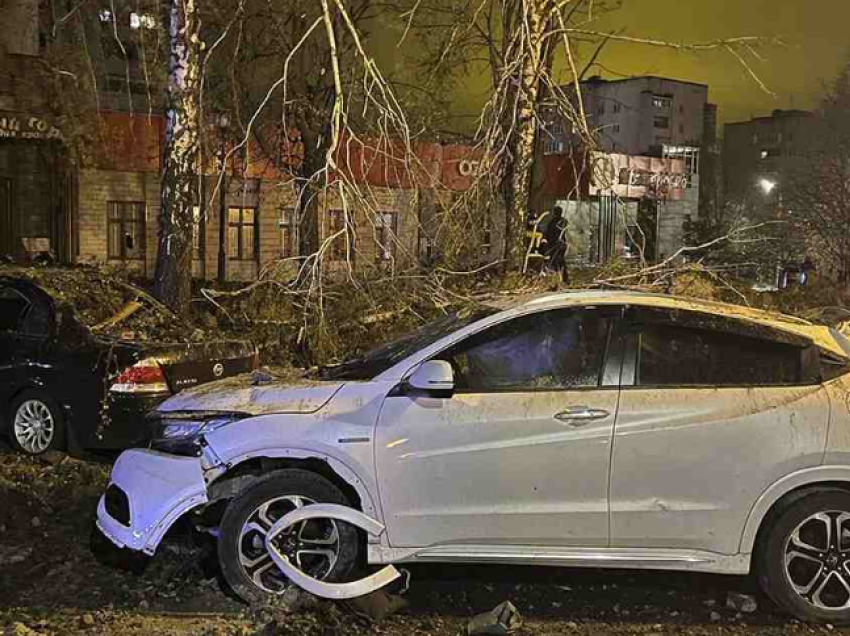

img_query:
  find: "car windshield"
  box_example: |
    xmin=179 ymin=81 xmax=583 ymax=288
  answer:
xmin=318 ymin=307 xmax=499 ymax=381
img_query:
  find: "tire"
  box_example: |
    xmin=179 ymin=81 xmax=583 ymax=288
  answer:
xmin=218 ymin=469 xmax=360 ymax=605
xmin=758 ymin=488 xmax=850 ymax=624
xmin=8 ymin=391 xmax=65 ymax=456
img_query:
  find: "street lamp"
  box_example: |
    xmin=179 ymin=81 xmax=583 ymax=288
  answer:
xmin=759 ymin=178 xmax=777 ymax=195
xmin=216 ymin=113 xmax=229 ymax=283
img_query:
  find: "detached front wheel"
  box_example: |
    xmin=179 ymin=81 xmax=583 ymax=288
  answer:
xmin=759 ymin=489 xmax=850 ymax=624
xmin=218 ymin=469 xmax=360 ymax=605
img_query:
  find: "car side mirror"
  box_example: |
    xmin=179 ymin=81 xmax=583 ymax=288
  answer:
xmin=406 ymin=360 xmax=455 ymax=397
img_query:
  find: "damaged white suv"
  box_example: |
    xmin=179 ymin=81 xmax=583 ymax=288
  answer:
xmin=98 ymin=291 xmax=850 ymax=623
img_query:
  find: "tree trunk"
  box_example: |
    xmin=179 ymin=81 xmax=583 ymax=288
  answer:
xmin=502 ymin=0 xmax=550 ymax=272
xmin=153 ymin=0 xmax=202 ymax=314
xmin=297 ymin=126 xmax=326 ymax=258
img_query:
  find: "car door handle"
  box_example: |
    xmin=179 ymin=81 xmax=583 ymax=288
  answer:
xmin=554 ymin=407 xmax=610 ymax=427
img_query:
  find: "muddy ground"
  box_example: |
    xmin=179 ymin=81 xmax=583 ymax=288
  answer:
xmin=0 ymin=442 xmax=844 ymax=636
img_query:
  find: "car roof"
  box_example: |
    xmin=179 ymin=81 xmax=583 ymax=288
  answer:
xmin=484 ymin=290 xmax=847 ymax=358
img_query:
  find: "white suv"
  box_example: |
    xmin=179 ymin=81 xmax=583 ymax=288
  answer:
xmin=97 ymin=291 xmax=850 ymax=623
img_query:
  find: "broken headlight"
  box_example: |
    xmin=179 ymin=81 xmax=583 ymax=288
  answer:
xmin=150 ymin=411 xmax=249 ymax=455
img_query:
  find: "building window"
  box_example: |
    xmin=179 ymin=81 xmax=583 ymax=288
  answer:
xmin=653 ymin=116 xmax=670 ymax=129
xmin=129 ymin=12 xmax=156 ymax=29
xmin=374 ymin=211 xmax=398 ymax=262
xmin=611 ymin=124 xmax=620 ymax=134
xmin=328 ymin=209 xmax=353 ymax=261
xmin=613 ymin=103 xmax=621 ymax=114
xmin=653 ymin=96 xmax=672 ymax=109
xmin=597 ymin=104 xmax=605 ymax=115
xmin=279 ymin=207 xmax=296 ymax=258
xmin=227 ymin=207 xmax=257 ymax=261
xmin=98 ymin=9 xmax=113 ymax=22
xmin=544 ymin=138 xmax=566 ymax=155
xmin=107 ymin=202 xmax=146 ymax=260
xmin=192 ymin=206 xmax=204 ymax=260
xmin=543 ymin=119 xmax=566 ymax=155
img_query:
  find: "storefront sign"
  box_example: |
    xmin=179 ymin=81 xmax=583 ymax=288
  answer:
xmin=458 ymin=159 xmax=482 ymax=176
xmin=590 ymin=152 xmax=688 ymax=201
xmin=0 ymin=114 xmax=63 ymax=141
xmin=618 ymin=168 xmax=689 ymax=190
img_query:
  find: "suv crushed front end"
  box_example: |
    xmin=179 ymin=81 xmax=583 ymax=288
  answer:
xmin=96 ymin=449 xmax=209 ymax=555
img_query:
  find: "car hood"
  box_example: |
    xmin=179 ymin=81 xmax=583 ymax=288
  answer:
xmin=155 ymin=368 xmax=345 ymax=416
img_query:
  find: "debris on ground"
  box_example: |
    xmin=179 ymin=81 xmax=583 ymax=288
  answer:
xmin=3 ymin=624 xmax=45 ymax=636
xmin=467 ymin=601 xmax=523 ymax=636
xmin=726 ymin=592 xmax=758 ymax=614
xmin=340 ymin=588 xmax=410 ymax=622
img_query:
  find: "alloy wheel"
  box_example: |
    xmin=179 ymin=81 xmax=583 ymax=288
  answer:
xmin=784 ymin=510 xmax=850 ymax=611
xmin=13 ymin=399 xmax=55 ymax=454
xmin=237 ymin=495 xmax=340 ymax=594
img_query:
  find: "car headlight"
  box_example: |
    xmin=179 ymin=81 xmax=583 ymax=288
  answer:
xmin=150 ymin=411 xmax=249 ymax=455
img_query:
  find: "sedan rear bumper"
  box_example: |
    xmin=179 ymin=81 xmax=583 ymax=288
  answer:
xmin=96 ymin=449 xmax=208 ymax=555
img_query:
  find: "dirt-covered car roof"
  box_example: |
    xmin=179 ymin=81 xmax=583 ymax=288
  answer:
xmin=486 ymin=290 xmax=850 ymax=358
xmin=0 ymin=265 xmax=204 ymax=343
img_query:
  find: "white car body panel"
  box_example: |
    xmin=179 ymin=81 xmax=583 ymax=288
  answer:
xmin=96 ymin=449 xmax=208 ymax=555
xmin=375 ymin=389 xmax=618 ymax=547
xmin=201 ymin=381 xmax=395 ymax=519
xmin=158 ymin=377 xmax=345 ymax=415
xmin=611 ymin=385 xmax=829 ymax=554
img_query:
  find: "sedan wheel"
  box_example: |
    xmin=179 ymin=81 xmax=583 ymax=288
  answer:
xmin=759 ymin=490 xmax=850 ymax=623
xmin=9 ymin=393 xmax=64 ymax=456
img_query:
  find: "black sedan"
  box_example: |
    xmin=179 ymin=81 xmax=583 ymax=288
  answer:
xmin=0 ymin=276 xmax=257 ymax=454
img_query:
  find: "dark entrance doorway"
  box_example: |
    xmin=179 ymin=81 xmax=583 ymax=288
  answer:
xmin=0 ymin=141 xmax=74 ymax=262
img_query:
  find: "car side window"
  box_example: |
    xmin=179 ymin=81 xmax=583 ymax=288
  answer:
xmin=436 ymin=309 xmax=611 ymax=392
xmin=638 ymin=324 xmax=801 ymax=387
xmin=0 ymin=286 xmax=31 ymax=334
xmin=0 ymin=286 xmax=50 ymax=337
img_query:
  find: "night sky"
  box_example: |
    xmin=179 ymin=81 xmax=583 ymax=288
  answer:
xmin=378 ymin=0 xmax=849 ymax=129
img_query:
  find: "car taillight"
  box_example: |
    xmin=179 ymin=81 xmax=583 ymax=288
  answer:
xmin=110 ymin=358 xmax=170 ymax=395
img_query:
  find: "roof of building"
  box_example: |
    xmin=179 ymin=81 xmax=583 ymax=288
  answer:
xmin=725 ymin=109 xmax=815 ymax=127
xmin=581 ymin=75 xmax=709 ymax=89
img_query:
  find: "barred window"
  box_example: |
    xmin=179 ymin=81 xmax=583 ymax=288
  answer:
xmin=107 ymin=202 xmax=146 ymax=260
xmin=374 ymin=211 xmax=397 ymax=262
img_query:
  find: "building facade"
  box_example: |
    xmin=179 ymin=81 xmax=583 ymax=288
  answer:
xmin=537 ymin=76 xmax=712 ymax=264
xmin=723 ymin=109 xmax=814 ymax=200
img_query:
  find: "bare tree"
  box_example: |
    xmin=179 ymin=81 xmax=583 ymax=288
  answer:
xmin=784 ymin=57 xmax=850 ymax=283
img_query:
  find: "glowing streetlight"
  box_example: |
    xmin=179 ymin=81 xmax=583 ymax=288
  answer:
xmin=759 ymin=178 xmax=777 ymax=195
